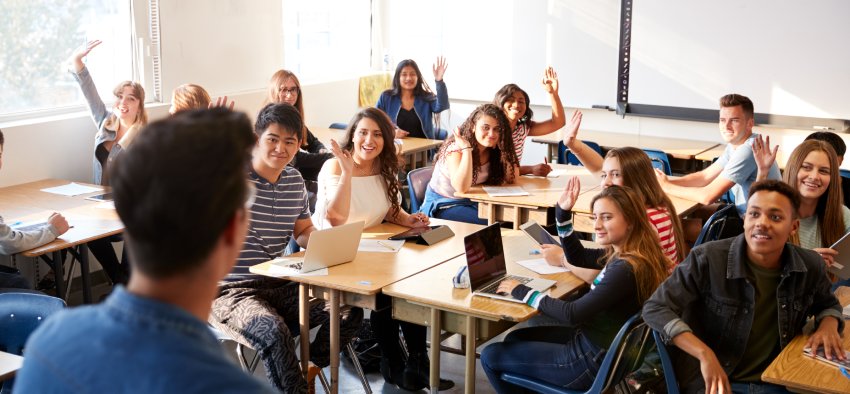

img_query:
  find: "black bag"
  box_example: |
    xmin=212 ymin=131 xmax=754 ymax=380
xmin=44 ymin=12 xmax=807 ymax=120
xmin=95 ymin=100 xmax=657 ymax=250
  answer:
xmin=344 ymin=318 xmax=382 ymax=373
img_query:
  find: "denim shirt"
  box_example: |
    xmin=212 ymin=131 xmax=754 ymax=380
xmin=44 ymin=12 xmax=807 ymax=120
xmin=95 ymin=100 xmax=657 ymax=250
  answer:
xmin=15 ymin=286 xmax=275 ymax=393
xmin=375 ymin=80 xmax=449 ymax=140
xmin=643 ymin=235 xmax=843 ymax=384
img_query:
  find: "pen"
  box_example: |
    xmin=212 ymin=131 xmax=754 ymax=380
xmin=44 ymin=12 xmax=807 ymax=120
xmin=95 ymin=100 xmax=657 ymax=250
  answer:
xmin=377 ymin=241 xmax=396 ymax=251
xmin=544 ymin=156 xmax=548 ymax=166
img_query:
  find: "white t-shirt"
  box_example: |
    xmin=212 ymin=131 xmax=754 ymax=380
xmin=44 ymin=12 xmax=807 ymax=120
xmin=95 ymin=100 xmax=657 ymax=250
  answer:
xmin=313 ymin=170 xmax=395 ymax=230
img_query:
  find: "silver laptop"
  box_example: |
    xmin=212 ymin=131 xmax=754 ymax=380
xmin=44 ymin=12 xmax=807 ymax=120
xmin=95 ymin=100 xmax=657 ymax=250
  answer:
xmin=465 ymin=223 xmax=556 ymax=303
xmin=270 ymin=221 xmax=365 ymax=274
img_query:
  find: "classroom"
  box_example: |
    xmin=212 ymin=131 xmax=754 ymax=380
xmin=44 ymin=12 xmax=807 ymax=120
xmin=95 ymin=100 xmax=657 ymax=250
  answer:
xmin=2 ymin=1 xmax=849 ymax=393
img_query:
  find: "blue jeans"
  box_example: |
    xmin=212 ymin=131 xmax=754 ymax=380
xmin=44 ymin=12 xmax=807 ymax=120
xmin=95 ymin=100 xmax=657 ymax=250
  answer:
xmin=420 ymin=187 xmax=487 ymax=225
xmin=481 ymin=326 xmax=605 ymax=393
xmin=728 ymin=382 xmax=790 ymax=394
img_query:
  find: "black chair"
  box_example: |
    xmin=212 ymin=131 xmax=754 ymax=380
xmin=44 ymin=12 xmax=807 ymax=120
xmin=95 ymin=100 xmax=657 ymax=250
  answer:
xmin=693 ymin=204 xmax=743 ymax=247
xmin=500 ymin=313 xmax=652 ymax=394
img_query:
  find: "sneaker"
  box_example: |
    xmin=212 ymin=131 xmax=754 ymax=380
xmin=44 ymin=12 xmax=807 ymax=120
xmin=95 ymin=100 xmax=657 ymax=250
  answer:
xmin=400 ymin=353 xmax=455 ymax=391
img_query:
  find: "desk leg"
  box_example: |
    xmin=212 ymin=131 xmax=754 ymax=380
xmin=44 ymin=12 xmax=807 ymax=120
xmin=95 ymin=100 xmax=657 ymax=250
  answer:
xmin=78 ymin=244 xmax=92 ymax=303
xmin=329 ymin=289 xmax=340 ymax=394
xmin=512 ymin=208 xmax=521 ymax=230
xmin=52 ymin=251 xmax=65 ymax=301
xmin=299 ymin=284 xmax=310 ymax=378
xmin=486 ymin=204 xmax=496 ymax=225
xmin=464 ymin=316 xmax=476 ymax=394
xmin=548 ymin=145 xmax=558 ymax=163
xmin=429 ymin=308 xmax=441 ymax=394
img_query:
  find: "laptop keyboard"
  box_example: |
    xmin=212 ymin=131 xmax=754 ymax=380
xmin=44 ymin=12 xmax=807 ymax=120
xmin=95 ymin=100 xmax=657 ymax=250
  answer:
xmin=478 ymin=275 xmax=532 ymax=295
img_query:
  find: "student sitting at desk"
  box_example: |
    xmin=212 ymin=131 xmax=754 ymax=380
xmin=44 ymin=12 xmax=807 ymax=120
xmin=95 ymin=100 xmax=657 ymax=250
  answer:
xmin=419 ymin=104 xmax=520 ymax=224
xmin=643 ymin=180 xmax=844 ymax=394
xmin=805 ymin=131 xmax=850 ymax=208
xmin=493 ymin=67 xmax=566 ymax=176
xmin=0 ymin=129 xmax=70 ymax=290
xmin=15 ymin=108 xmax=275 ymax=393
xmin=654 ymin=94 xmax=781 ymax=216
xmin=560 ymin=115 xmax=687 ymax=266
xmin=481 ymin=182 xmax=669 ymax=392
xmin=265 ymin=70 xmax=333 ymax=212
xmin=376 ymin=58 xmax=450 ymax=140
xmin=313 ymin=107 xmax=453 ymax=391
xmin=209 ymin=103 xmax=362 ymax=394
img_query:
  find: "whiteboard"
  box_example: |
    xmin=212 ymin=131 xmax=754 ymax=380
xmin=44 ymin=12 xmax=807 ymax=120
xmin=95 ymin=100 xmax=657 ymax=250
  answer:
xmin=629 ymin=0 xmax=850 ymax=120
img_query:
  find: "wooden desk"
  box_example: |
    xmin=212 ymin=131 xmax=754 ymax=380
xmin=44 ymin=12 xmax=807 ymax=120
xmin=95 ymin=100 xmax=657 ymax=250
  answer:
xmin=0 ymin=179 xmax=123 ymax=303
xmin=570 ymin=187 xmax=702 ymax=233
xmin=531 ymin=130 xmax=720 ymax=161
xmin=311 ymin=126 xmax=444 ymax=170
xmin=384 ymin=232 xmax=589 ymax=393
xmin=761 ymin=286 xmax=850 ymax=393
xmin=249 ymin=219 xmax=484 ymax=394
xmin=0 ymin=351 xmax=23 ymax=382
xmin=454 ymin=164 xmax=602 ymax=229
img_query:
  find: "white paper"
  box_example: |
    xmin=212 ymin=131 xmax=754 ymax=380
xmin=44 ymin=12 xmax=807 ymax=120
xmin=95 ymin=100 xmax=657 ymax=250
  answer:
xmin=546 ymin=169 xmax=568 ymax=178
xmin=516 ymin=258 xmax=570 ymax=275
xmin=95 ymin=201 xmax=115 ymax=209
xmin=266 ymin=258 xmax=329 ymax=276
xmin=358 ymin=239 xmax=404 ymax=253
xmin=40 ymin=183 xmax=103 ymax=197
xmin=10 ymin=221 xmax=47 ymax=231
xmin=482 ymin=186 xmax=529 ymax=197
xmin=843 ymin=304 xmax=850 ymax=318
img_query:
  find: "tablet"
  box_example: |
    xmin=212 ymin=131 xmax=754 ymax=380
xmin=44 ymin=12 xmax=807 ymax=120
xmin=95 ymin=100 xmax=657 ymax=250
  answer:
xmin=519 ymin=220 xmax=560 ymax=246
xmin=828 ymin=230 xmax=850 ymax=279
xmin=388 ymin=225 xmax=440 ymax=241
xmin=85 ymin=192 xmax=114 ymax=202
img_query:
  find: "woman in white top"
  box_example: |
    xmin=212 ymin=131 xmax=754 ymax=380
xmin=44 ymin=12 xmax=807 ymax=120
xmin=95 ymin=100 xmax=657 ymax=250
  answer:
xmin=314 ymin=107 xmax=453 ymax=390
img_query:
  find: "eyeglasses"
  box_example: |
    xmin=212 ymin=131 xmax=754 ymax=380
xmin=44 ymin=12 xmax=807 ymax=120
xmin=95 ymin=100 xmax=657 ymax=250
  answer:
xmin=279 ymin=86 xmax=299 ymax=96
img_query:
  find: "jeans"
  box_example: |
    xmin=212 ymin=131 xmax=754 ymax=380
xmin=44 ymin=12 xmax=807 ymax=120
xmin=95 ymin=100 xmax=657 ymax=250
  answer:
xmin=433 ymin=204 xmax=487 ymax=224
xmin=481 ymin=326 xmax=605 ymax=393
xmin=728 ymin=382 xmax=790 ymax=394
xmin=420 ymin=187 xmax=487 ymax=224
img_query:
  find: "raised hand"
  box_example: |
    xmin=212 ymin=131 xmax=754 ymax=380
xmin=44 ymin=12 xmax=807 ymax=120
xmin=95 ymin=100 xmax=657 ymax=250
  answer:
xmin=209 ymin=96 xmax=236 ymax=111
xmin=541 ymin=66 xmax=559 ymax=94
xmin=557 ymin=176 xmax=581 ymax=211
xmin=752 ymin=134 xmax=778 ymax=173
xmin=329 ymin=139 xmax=354 ymax=175
xmin=563 ymin=110 xmax=583 ymax=143
xmin=433 ymin=56 xmax=448 ymax=81
xmin=71 ymin=40 xmax=102 ymax=72
xmin=451 ymin=126 xmax=471 ymax=150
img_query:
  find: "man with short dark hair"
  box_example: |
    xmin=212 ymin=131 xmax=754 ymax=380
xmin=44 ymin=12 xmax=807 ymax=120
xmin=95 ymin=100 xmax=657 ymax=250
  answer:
xmin=210 ymin=103 xmax=362 ymax=393
xmin=656 ymin=94 xmax=781 ymax=216
xmin=15 ymin=109 xmax=275 ymax=392
xmin=644 ymin=180 xmax=844 ymax=394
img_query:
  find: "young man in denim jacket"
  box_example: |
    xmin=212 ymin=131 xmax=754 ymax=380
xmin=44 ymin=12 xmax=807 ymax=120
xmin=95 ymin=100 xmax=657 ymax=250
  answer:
xmin=644 ymin=180 xmax=844 ymax=394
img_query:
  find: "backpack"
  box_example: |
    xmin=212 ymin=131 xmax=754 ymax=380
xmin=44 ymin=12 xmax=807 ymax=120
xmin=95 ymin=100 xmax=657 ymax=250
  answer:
xmin=344 ymin=318 xmax=382 ymax=372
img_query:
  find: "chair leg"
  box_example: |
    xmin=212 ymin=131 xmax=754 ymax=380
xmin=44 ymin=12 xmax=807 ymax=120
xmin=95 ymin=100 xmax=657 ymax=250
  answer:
xmin=316 ymin=368 xmax=331 ymax=392
xmin=399 ymin=330 xmax=409 ymax=360
xmin=346 ymin=343 xmax=373 ymax=393
xmin=236 ymin=343 xmax=260 ymax=373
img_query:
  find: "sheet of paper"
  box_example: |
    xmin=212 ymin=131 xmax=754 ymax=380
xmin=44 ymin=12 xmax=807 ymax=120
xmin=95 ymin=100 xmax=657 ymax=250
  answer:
xmin=95 ymin=201 xmax=115 ymax=209
xmin=40 ymin=183 xmax=103 ymax=197
xmin=546 ymin=169 xmax=568 ymax=178
xmin=9 ymin=221 xmax=47 ymax=232
xmin=482 ymin=186 xmax=529 ymax=197
xmin=358 ymin=239 xmax=404 ymax=253
xmin=843 ymin=304 xmax=850 ymax=318
xmin=266 ymin=258 xmax=329 ymax=276
xmin=516 ymin=258 xmax=570 ymax=275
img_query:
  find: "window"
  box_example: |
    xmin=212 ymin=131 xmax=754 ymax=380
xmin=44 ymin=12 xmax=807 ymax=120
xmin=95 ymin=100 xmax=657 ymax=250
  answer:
xmin=282 ymin=0 xmax=372 ymax=82
xmin=0 ymin=0 xmax=134 ymax=118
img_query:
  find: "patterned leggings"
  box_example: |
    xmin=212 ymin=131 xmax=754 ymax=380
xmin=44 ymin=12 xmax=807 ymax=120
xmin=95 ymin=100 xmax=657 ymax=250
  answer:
xmin=210 ymin=278 xmax=363 ymax=393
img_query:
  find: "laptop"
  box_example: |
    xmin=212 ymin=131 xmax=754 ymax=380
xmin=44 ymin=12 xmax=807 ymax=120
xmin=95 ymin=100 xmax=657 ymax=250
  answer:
xmin=465 ymin=223 xmax=556 ymax=303
xmin=270 ymin=221 xmax=365 ymax=274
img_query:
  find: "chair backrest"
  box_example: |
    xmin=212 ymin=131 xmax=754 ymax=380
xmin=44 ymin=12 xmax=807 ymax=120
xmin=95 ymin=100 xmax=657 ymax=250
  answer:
xmin=643 ymin=149 xmax=672 ymax=175
xmin=435 ymin=128 xmax=449 ymax=140
xmin=693 ymin=204 xmax=743 ymax=247
xmin=406 ymin=166 xmax=434 ymax=213
xmin=0 ymin=292 xmax=65 ymax=355
xmin=841 ymin=168 xmax=850 ymax=179
xmin=559 ymin=140 xmax=603 ymax=166
xmin=328 ymin=122 xmax=347 ymax=130
xmin=652 ymin=330 xmax=681 ymax=394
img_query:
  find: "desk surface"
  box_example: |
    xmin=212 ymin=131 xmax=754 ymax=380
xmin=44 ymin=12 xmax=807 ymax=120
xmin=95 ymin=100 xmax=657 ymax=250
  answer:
xmin=761 ymin=286 xmax=850 ymax=394
xmin=531 ymin=130 xmax=719 ymax=160
xmin=383 ymin=232 xmax=588 ymax=322
xmin=571 ymin=184 xmax=701 ymax=217
xmin=455 ymin=164 xmax=602 ymax=209
xmin=311 ymin=126 xmax=444 ymax=156
xmin=0 ymin=179 xmax=123 ymax=257
xmin=0 ymin=351 xmax=23 ymax=382
xmin=249 ymin=219 xmax=483 ymax=295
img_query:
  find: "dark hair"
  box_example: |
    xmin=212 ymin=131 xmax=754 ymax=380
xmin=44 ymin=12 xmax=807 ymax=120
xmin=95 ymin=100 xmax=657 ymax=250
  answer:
xmin=806 ymin=131 xmax=846 ymax=157
xmin=254 ymin=103 xmax=303 ymax=141
xmin=0 ymin=129 xmax=4 ymax=146
xmin=436 ymin=104 xmax=519 ymax=185
xmin=493 ymin=84 xmax=534 ymax=124
xmin=386 ymin=59 xmax=436 ymax=100
xmin=748 ymin=179 xmax=802 ymax=219
xmin=341 ymin=107 xmax=402 ymax=218
xmin=110 ymin=108 xmax=255 ymax=278
xmin=719 ymin=94 xmax=754 ymax=118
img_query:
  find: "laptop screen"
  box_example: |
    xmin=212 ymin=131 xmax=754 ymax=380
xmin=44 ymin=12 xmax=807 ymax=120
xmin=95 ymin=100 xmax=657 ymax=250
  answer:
xmin=464 ymin=223 xmax=507 ymax=290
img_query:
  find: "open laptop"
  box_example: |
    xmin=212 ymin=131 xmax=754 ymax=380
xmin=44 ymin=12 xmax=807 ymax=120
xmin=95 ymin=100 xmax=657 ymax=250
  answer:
xmin=270 ymin=221 xmax=365 ymax=274
xmin=829 ymin=230 xmax=850 ymax=279
xmin=465 ymin=223 xmax=556 ymax=303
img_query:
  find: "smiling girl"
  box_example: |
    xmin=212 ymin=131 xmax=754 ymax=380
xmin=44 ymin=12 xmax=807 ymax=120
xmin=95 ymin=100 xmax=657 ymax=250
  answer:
xmin=376 ymin=58 xmax=449 ymax=139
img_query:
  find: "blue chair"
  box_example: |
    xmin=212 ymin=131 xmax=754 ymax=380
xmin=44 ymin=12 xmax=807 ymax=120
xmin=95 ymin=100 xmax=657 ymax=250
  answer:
xmin=840 ymin=169 xmax=850 ymax=179
xmin=559 ymin=140 xmax=603 ymax=166
xmin=500 ymin=313 xmax=651 ymax=394
xmin=328 ymin=122 xmax=347 ymax=130
xmin=643 ymin=149 xmax=672 ymax=175
xmin=652 ymin=330 xmax=681 ymax=394
xmin=435 ymin=128 xmax=449 ymax=140
xmin=693 ymin=204 xmax=743 ymax=247
xmin=0 ymin=292 xmax=66 ymax=393
xmin=406 ymin=166 xmax=434 ymax=213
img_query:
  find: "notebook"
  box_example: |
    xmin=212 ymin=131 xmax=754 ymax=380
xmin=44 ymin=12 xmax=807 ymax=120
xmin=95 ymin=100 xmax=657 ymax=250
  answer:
xmin=464 ymin=223 xmax=555 ymax=303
